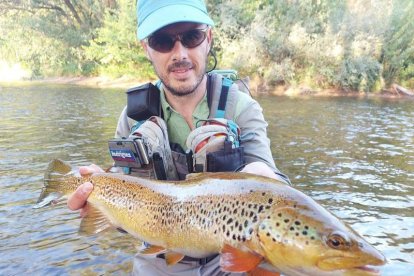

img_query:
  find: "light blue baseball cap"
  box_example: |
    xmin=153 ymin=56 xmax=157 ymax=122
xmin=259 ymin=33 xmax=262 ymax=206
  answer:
xmin=137 ymin=0 xmax=214 ymax=40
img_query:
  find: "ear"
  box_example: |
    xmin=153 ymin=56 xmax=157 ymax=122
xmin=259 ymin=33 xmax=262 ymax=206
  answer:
xmin=141 ymin=41 xmax=151 ymax=60
xmin=206 ymin=28 xmax=213 ymax=53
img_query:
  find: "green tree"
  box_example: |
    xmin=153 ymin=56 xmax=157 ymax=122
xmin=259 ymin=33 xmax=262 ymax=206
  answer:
xmin=83 ymin=0 xmax=153 ymax=79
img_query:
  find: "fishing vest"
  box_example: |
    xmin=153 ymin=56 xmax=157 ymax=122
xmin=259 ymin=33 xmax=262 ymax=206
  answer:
xmin=127 ymin=72 xmax=247 ymax=179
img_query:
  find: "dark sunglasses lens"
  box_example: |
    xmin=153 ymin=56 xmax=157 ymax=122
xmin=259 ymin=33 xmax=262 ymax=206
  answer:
xmin=148 ymin=34 xmax=174 ymax=52
xmin=182 ymin=30 xmax=206 ymax=48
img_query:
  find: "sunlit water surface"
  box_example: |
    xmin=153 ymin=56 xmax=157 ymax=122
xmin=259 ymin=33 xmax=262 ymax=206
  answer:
xmin=0 ymin=85 xmax=413 ymax=275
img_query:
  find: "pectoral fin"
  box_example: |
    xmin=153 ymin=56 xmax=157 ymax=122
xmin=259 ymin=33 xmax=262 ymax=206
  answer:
xmin=164 ymin=251 xmax=185 ymax=266
xmin=79 ymin=205 xmax=112 ymax=235
xmin=220 ymin=244 xmax=263 ymax=272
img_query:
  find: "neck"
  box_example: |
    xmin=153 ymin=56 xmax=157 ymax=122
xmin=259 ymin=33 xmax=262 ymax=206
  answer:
xmin=164 ymin=75 xmax=207 ymax=129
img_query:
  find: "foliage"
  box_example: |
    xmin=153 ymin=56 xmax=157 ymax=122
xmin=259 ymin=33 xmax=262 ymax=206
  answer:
xmin=0 ymin=0 xmax=107 ymax=77
xmin=1 ymin=0 xmax=413 ymax=91
xmin=338 ymin=57 xmax=382 ymax=92
xmin=83 ymin=0 xmax=153 ymax=79
xmin=210 ymin=0 xmax=414 ymax=91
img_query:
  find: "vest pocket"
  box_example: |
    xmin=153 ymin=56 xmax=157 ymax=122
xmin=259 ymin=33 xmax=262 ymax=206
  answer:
xmin=206 ymin=142 xmax=245 ymax=172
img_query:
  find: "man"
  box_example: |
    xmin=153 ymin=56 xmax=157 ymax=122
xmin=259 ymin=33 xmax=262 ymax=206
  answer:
xmin=68 ymin=0 xmax=289 ymax=275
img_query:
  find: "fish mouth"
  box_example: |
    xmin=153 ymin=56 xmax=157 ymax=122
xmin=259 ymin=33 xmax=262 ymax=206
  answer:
xmin=353 ymin=265 xmax=381 ymax=275
xmin=317 ymin=256 xmax=385 ymax=276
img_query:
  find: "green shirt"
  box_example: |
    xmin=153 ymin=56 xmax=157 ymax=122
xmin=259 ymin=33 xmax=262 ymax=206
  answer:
xmin=160 ymin=87 xmax=209 ymax=150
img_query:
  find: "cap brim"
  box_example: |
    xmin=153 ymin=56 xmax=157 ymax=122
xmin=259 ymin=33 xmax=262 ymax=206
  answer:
xmin=138 ymin=4 xmax=214 ymax=40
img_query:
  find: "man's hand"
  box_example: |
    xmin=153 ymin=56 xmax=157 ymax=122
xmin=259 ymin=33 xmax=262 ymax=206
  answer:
xmin=67 ymin=164 xmax=103 ymax=217
xmin=240 ymin=161 xmax=280 ymax=180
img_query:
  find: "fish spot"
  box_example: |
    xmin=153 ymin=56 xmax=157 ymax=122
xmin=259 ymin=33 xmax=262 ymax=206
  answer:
xmin=305 ymin=225 xmax=309 ymax=230
xmin=227 ymin=218 xmax=233 ymax=224
xmin=294 ymin=221 xmax=301 ymax=225
xmin=290 ymin=227 xmax=295 ymax=231
xmin=278 ymin=213 xmax=282 ymax=217
xmin=232 ymin=234 xmax=237 ymax=240
xmin=244 ymin=220 xmax=249 ymax=227
xmin=276 ymin=222 xmax=280 ymax=227
xmin=252 ymin=216 xmax=258 ymax=223
xmin=262 ymin=192 xmax=266 ymax=196
xmin=302 ymin=231 xmax=308 ymax=236
xmin=284 ymin=219 xmax=290 ymax=223
xmin=268 ymin=198 xmax=274 ymax=204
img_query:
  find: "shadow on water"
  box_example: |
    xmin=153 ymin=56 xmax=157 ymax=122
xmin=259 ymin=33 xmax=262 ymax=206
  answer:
xmin=0 ymin=85 xmax=413 ymax=275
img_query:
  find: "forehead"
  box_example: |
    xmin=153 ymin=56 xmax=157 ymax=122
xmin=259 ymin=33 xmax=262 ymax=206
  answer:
xmin=155 ymin=22 xmax=205 ymax=34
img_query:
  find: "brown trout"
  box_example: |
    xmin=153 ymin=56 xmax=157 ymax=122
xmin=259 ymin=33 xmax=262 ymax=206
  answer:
xmin=36 ymin=159 xmax=385 ymax=276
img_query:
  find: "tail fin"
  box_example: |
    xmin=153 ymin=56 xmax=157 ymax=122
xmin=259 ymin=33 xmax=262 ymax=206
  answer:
xmin=34 ymin=159 xmax=76 ymax=208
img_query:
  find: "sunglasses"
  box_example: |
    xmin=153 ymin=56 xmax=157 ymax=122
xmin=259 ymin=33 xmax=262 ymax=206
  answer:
xmin=146 ymin=27 xmax=209 ymax=53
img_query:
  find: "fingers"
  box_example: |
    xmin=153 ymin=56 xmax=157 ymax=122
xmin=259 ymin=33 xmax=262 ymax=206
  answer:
xmin=240 ymin=162 xmax=278 ymax=180
xmin=67 ymin=182 xmax=93 ymax=211
xmin=79 ymin=164 xmax=104 ymax=175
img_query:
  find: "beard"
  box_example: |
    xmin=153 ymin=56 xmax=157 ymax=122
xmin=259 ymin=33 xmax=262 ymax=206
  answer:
xmin=155 ymin=60 xmax=206 ymax=97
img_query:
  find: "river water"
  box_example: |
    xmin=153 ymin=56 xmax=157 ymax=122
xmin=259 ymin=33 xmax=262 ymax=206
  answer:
xmin=0 ymin=84 xmax=413 ymax=275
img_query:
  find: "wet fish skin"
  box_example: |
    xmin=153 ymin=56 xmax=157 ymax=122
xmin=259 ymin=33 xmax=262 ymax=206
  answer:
xmin=36 ymin=159 xmax=386 ymax=275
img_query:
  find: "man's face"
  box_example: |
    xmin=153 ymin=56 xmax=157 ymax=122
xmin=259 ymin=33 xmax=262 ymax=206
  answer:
xmin=142 ymin=22 xmax=212 ymax=97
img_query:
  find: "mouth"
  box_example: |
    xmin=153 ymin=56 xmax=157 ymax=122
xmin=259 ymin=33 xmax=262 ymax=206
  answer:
xmin=355 ymin=265 xmax=380 ymax=275
xmin=170 ymin=67 xmax=193 ymax=79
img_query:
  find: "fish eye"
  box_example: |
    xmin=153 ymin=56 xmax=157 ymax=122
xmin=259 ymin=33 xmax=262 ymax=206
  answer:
xmin=326 ymin=232 xmax=351 ymax=250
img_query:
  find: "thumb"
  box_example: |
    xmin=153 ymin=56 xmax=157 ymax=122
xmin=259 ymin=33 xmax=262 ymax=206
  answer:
xmin=67 ymin=182 xmax=93 ymax=210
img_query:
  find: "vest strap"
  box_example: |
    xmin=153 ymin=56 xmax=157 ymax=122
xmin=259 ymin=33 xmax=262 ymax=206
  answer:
xmin=216 ymin=77 xmax=233 ymax=118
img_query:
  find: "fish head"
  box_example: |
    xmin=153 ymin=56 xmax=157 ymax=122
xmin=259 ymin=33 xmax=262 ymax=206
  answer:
xmin=256 ymin=205 xmax=386 ymax=276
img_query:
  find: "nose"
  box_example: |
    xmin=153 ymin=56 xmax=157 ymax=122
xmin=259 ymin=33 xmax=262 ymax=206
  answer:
xmin=171 ymin=40 xmax=188 ymax=61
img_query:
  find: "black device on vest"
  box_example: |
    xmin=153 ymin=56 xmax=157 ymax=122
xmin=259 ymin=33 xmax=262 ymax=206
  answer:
xmin=126 ymin=82 xmax=161 ymax=121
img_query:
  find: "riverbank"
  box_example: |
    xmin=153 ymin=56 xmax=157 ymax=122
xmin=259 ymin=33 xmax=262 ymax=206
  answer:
xmin=1 ymin=76 xmax=412 ymax=99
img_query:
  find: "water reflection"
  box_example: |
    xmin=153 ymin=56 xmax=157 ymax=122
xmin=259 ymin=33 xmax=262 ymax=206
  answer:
xmin=0 ymin=86 xmax=413 ymax=275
